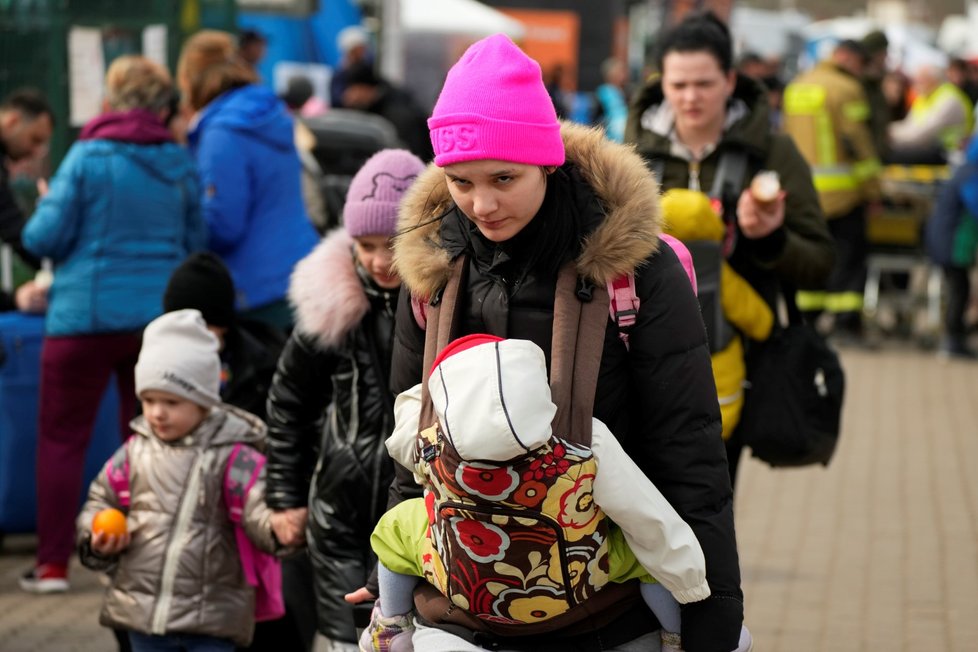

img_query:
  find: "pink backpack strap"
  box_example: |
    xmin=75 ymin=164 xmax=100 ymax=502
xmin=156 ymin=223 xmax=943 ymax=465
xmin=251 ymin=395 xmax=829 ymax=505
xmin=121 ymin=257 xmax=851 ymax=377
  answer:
xmin=604 ymin=236 xmax=698 ymax=351
xmin=223 ymin=443 xmax=285 ymax=622
xmin=224 ymin=443 xmax=264 ymax=524
xmin=104 ymin=436 xmax=134 ymax=510
xmin=660 ymin=233 xmax=698 ymax=295
xmin=607 ymin=273 xmax=639 ymax=350
xmin=411 ymin=293 xmax=428 ymax=330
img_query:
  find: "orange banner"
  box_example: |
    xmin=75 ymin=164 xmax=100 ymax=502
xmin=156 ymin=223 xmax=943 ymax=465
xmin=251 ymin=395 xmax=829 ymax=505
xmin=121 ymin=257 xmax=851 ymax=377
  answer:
xmin=498 ymin=9 xmax=581 ymax=92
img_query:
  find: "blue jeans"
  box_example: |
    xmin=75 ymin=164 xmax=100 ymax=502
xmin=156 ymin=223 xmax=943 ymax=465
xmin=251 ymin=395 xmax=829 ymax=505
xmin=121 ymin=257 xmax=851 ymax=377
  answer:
xmin=128 ymin=631 xmax=235 ymax=652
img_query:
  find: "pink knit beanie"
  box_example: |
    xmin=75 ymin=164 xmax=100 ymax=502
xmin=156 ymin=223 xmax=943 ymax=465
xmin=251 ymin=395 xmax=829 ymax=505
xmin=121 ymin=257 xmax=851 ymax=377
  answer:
xmin=343 ymin=149 xmax=425 ymax=238
xmin=427 ymin=34 xmax=564 ymax=167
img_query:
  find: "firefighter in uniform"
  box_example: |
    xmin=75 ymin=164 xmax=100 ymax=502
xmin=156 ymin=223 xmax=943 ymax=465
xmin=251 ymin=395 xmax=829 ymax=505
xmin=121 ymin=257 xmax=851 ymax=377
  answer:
xmin=784 ymin=39 xmax=882 ymax=338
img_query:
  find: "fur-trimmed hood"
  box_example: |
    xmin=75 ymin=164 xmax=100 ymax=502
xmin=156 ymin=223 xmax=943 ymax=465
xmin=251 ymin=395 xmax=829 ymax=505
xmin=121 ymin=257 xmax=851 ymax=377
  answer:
xmin=393 ymin=122 xmax=662 ymax=299
xmin=288 ymin=229 xmax=370 ymax=349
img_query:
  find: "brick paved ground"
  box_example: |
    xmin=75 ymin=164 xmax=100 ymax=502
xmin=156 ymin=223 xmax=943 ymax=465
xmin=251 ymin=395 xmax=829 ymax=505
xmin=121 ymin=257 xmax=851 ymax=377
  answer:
xmin=1 ymin=345 xmax=976 ymax=651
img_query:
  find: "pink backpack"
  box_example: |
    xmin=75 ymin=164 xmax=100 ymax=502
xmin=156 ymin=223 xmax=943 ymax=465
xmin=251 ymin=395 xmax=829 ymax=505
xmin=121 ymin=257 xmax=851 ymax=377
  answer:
xmin=104 ymin=439 xmax=284 ymax=622
xmin=410 ymin=234 xmax=697 ymax=350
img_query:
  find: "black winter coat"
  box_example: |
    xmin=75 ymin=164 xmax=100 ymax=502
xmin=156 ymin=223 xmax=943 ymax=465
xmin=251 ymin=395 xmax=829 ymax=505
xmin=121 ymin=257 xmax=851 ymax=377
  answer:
xmin=389 ymin=123 xmax=743 ymax=652
xmin=265 ymin=230 xmax=397 ymax=643
xmin=221 ymin=318 xmax=284 ymax=422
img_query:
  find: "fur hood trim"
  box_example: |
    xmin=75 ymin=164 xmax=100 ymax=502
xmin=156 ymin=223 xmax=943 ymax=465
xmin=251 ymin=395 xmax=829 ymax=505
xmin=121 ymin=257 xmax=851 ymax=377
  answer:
xmin=394 ymin=122 xmax=662 ymax=299
xmin=289 ymin=229 xmax=369 ymax=349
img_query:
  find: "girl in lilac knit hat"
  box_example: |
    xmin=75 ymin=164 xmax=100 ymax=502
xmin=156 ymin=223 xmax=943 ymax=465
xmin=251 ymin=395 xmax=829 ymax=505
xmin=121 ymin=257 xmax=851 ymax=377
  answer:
xmin=263 ymin=148 xmax=426 ymax=649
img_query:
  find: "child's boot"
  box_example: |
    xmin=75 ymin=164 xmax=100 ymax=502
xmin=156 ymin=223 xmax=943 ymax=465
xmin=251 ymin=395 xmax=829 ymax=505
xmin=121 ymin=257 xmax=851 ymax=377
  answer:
xmin=358 ymin=600 xmax=414 ymax=652
xmin=660 ymin=630 xmax=683 ymax=652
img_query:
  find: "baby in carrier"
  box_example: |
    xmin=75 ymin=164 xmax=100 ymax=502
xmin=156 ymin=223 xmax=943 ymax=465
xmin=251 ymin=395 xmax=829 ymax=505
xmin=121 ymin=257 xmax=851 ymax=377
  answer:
xmin=362 ymin=334 xmax=752 ymax=652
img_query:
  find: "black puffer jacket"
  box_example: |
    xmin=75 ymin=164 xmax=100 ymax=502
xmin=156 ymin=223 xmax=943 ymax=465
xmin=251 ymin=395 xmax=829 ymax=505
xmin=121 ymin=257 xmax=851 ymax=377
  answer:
xmin=265 ymin=229 xmax=397 ymax=643
xmin=389 ymin=123 xmax=742 ymax=652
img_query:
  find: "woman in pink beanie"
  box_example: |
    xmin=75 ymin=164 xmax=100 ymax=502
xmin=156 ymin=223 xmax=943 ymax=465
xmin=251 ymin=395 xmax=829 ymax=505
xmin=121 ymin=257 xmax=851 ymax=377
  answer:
xmin=355 ymin=33 xmax=747 ymax=652
xmin=262 ymin=148 xmax=426 ymax=649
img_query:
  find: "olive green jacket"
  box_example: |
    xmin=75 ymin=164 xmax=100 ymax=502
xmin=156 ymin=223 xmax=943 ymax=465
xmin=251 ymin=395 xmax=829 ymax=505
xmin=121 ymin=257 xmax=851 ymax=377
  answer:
xmin=625 ymin=73 xmax=835 ymax=298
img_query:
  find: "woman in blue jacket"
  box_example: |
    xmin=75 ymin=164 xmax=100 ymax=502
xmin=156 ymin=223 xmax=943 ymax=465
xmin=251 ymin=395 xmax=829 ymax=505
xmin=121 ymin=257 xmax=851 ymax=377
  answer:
xmin=177 ymin=31 xmax=318 ymax=331
xmin=19 ymin=55 xmax=206 ymax=593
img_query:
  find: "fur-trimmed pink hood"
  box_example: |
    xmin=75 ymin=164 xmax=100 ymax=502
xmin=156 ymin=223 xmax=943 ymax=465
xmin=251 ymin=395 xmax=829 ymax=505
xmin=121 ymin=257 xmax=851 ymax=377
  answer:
xmin=288 ymin=229 xmax=369 ymax=349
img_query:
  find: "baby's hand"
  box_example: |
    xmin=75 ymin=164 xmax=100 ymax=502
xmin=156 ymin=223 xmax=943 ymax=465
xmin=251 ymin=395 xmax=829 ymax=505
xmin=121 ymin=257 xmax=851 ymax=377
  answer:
xmin=90 ymin=530 xmax=131 ymax=557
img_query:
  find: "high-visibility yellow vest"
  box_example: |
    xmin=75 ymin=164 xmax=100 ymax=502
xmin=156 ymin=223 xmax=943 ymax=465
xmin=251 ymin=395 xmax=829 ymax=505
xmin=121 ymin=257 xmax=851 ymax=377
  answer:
xmin=908 ymin=82 xmax=975 ymax=152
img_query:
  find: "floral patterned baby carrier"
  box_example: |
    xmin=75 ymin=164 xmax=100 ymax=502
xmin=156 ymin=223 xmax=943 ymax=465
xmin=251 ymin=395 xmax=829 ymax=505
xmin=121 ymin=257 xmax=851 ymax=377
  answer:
xmin=415 ymin=422 xmax=610 ymax=625
xmin=412 ymin=257 xmax=639 ymax=636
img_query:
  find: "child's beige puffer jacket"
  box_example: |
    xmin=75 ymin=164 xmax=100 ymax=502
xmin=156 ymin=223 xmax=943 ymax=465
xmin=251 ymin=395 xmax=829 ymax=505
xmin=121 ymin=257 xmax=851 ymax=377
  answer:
xmin=77 ymin=405 xmax=277 ymax=647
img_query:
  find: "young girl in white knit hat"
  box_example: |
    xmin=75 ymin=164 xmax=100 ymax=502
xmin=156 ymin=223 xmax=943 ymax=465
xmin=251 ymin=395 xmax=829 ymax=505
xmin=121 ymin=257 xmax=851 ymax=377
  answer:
xmin=77 ymin=309 xmax=284 ymax=651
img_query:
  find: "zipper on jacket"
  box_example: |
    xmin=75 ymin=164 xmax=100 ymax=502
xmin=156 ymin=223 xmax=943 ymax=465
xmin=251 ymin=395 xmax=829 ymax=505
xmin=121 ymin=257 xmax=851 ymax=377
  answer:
xmin=437 ymin=500 xmax=578 ymax=608
xmin=688 ymin=160 xmax=702 ymax=192
xmin=151 ymin=451 xmax=209 ymax=634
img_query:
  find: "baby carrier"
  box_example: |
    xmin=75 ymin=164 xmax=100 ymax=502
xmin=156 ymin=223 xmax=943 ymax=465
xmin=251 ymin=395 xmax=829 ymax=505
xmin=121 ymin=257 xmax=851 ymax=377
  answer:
xmin=410 ymin=257 xmax=642 ymax=638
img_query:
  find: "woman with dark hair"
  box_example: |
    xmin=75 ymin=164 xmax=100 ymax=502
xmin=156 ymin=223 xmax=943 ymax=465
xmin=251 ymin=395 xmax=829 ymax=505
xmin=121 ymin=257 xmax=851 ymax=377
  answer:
xmin=177 ymin=31 xmax=318 ymax=332
xmin=362 ymin=32 xmax=746 ymax=652
xmin=625 ymin=12 xmax=835 ymax=487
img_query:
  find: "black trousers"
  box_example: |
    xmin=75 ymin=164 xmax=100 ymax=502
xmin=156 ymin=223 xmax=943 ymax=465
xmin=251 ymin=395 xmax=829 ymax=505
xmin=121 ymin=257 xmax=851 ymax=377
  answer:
xmin=944 ymin=265 xmax=972 ymax=340
xmin=240 ymin=552 xmax=318 ymax=652
xmin=826 ymin=205 xmax=869 ymax=331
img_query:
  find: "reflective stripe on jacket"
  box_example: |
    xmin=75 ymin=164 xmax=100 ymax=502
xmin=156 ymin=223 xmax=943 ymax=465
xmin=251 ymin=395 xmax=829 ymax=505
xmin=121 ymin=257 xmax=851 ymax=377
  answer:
xmin=783 ymin=61 xmax=881 ymax=218
xmin=908 ymin=82 xmax=975 ymax=152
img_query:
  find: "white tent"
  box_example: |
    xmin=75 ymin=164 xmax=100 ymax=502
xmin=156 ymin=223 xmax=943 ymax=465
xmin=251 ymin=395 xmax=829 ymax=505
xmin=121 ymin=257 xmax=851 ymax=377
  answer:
xmin=380 ymin=0 xmax=527 ymax=111
xmin=399 ymin=0 xmax=525 ymax=38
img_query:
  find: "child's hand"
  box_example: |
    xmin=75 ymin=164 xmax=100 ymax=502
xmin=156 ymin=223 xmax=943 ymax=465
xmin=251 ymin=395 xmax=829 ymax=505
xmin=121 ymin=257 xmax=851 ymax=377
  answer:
xmin=90 ymin=530 xmax=131 ymax=557
xmin=344 ymin=586 xmax=376 ymax=604
xmin=270 ymin=507 xmax=308 ymax=547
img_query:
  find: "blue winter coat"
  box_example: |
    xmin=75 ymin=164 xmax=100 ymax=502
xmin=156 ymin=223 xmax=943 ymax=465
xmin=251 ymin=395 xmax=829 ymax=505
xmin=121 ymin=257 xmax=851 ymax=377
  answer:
xmin=23 ymin=141 xmax=206 ymax=336
xmin=188 ymin=85 xmax=318 ymax=311
xmin=926 ymin=138 xmax=978 ymax=266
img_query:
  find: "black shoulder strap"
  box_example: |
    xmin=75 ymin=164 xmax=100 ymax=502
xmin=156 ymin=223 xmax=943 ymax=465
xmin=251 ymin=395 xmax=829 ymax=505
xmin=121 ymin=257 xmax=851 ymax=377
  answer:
xmin=709 ymin=147 xmax=749 ymax=207
xmin=645 ymin=148 xmax=747 ymax=206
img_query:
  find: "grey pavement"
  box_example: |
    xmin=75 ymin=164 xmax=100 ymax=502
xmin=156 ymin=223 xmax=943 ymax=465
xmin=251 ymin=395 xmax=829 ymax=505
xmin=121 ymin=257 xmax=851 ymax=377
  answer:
xmin=2 ymin=345 xmax=977 ymax=651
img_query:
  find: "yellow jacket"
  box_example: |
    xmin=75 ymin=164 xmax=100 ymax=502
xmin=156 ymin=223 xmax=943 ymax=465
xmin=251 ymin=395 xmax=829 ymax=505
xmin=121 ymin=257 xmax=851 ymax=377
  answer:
xmin=661 ymin=190 xmax=774 ymax=439
xmin=783 ymin=61 xmax=882 ymax=218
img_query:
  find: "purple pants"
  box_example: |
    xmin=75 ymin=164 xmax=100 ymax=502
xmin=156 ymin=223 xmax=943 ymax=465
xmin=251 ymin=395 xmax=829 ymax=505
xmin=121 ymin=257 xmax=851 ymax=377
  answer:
xmin=36 ymin=333 xmax=141 ymax=566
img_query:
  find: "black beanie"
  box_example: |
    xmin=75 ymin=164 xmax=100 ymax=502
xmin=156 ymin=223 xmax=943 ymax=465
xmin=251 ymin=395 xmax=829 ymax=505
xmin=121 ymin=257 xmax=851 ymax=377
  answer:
xmin=163 ymin=252 xmax=236 ymax=328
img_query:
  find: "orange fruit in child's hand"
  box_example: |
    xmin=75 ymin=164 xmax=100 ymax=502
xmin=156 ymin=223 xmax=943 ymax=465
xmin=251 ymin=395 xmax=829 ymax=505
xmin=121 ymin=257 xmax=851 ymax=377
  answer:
xmin=92 ymin=508 xmax=128 ymax=537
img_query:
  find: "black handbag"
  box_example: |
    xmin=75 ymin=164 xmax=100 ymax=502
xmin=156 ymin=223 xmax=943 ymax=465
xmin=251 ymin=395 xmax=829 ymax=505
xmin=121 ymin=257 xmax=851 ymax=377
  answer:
xmin=738 ymin=285 xmax=846 ymax=467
